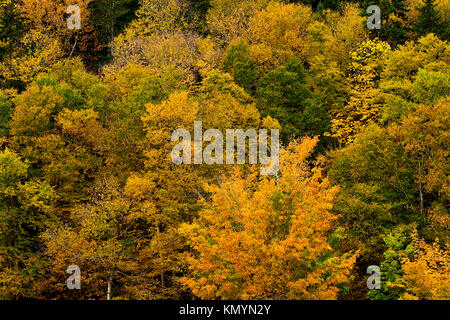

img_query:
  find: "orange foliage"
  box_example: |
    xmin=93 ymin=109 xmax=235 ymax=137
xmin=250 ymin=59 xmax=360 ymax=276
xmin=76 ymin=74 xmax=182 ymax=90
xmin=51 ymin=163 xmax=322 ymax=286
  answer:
xmin=180 ymin=137 xmax=358 ymax=299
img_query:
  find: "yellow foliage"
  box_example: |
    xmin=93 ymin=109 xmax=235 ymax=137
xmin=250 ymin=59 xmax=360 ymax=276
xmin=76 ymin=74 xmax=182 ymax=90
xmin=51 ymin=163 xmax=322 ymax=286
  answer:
xmin=246 ymin=2 xmax=313 ymax=71
xmin=399 ymin=231 xmax=450 ymax=300
xmin=329 ymin=39 xmax=391 ymax=145
xmin=0 ymin=31 xmax=63 ymax=88
xmin=323 ymin=4 xmax=368 ymax=66
xmin=108 ymin=32 xmax=198 ymax=85
xmin=206 ymin=0 xmax=271 ymax=44
xmin=122 ymin=0 xmax=188 ymax=38
xmin=180 ymin=137 xmax=358 ymax=299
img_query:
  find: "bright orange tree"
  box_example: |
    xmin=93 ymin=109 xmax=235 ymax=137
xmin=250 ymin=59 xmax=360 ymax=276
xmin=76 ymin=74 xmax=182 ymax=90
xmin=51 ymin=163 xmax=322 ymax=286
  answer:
xmin=180 ymin=137 xmax=358 ymax=299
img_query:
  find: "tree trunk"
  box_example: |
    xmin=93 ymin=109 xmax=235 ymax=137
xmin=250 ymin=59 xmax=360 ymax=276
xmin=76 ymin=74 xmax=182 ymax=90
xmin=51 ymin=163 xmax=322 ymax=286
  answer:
xmin=418 ymin=157 xmax=424 ymax=216
xmin=107 ymin=275 xmax=112 ymax=300
xmin=157 ymin=224 xmax=165 ymax=287
xmin=110 ymin=1 xmax=115 ymax=56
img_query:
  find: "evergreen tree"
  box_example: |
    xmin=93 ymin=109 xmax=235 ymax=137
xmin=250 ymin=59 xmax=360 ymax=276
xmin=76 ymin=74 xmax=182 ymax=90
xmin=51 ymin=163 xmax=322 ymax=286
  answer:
xmin=289 ymin=0 xmax=341 ymax=10
xmin=413 ymin=0 xmax=449 ymax=40
xmin=256 ymin=59 xmax=311 ymax=141
xmin=0 ymin=91 xmax=11 ymax=137
xmin=0 ymin=0 xmax=25 ymax=59
xmin=89 ymin=0 xmax=139 ymax=56
xmin=362 ymin=0 xmax=410 ymax=45
xmin=222 ymin=41 xmax=259 ymax=95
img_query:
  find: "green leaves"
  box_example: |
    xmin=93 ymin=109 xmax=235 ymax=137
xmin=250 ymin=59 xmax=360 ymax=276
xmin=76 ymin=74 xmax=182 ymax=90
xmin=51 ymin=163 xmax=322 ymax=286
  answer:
xmin=0 ymin=0 xmax=25 ymax=58
xmin=413 ymin=0 xmax=449 ymax=41
xmin=222 ymin=40 xmax=259 ymax=94
xmin=0 ymin=149 xmax=28 ymax=197
xmin=257 ymin=59 xmax=310 ymax=141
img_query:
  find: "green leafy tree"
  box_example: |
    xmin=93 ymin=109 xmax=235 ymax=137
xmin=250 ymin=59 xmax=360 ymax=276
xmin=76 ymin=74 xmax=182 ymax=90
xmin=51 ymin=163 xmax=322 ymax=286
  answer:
xmin=256 ymin=59 xmax=311 ymax=141
xmin=222 ymin=40 xmax=259 ymax=94
xmin=0 ymin=149 xmax=56 ymax=299
xmin=0 ymin=91 xmax=11 ymax=137
xmin=367 ymin=225 xmax=415 ymax=300
xmin=89 ymin=0 xmax=139 ymax=56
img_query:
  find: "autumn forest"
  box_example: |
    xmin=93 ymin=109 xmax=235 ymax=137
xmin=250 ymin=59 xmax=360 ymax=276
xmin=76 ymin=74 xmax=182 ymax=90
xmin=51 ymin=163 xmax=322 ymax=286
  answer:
xmin=0 ymin=0 xmax=449 ymax=300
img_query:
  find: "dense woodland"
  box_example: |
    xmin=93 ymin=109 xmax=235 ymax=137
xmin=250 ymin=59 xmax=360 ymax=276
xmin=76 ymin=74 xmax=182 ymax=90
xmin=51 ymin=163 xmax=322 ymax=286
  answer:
xmin=0 ymin=0 xmax=449 ymax=300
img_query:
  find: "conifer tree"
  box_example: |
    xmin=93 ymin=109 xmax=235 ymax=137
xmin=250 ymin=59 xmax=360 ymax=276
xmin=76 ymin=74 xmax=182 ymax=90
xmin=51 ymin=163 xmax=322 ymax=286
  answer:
xmin=413 ymin=0 xmax=449 ymax=40
xmin=0 ymin=0 xmax=25 ymax=59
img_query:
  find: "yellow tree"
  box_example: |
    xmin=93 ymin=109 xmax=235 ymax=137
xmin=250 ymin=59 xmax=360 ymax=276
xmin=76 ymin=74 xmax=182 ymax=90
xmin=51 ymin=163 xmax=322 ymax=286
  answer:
xmin=206 ymin=0 xmax=270 ymax=44
xmin=329 ymin=39 xmax=391 ymax=146
xmin=180 ymin=137 xmax=358 ymax=299
xmin=323 ymin=3 xmax=368 ymax=66
xmin=113 ymin=0 xmax=194 ymax=79
xmin=388 ymin=97 xmax=449 ymax=243
xmin=18 ymin=0 xmax=92 ymax=46
xmin=399 ymin=231 xmax=449 ymax=300
xmin=245 ymin=2 xmax=314 ymax=72
xmin=0 ymin=30 xmax=63 ymax=90
xmin=122 ymin=0 xmax=188 ymax=39
xmin=9 ymin=59 xmax=107 ymax=204
xmin=17 ymin=0 xmax=107 ymax=65
xmin=38 ymin=176 xmax=157 ymax=300
xmin=108 ymin=32 xmax=199 ymax=86
xmin=126 ymin=71 xmax=272 ymax=298
xmin=0 ymin=149 xmax=56 ymax=299
xmin=120 ymin=91 xmax=200 ymax=298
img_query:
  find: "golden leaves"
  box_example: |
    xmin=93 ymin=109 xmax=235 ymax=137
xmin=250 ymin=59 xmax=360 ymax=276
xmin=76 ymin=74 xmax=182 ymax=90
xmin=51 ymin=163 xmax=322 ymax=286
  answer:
xmin=181 ymin=138 xmax=357 ymax=299
xmin=399 ymin=231 xmax=450 ymax=300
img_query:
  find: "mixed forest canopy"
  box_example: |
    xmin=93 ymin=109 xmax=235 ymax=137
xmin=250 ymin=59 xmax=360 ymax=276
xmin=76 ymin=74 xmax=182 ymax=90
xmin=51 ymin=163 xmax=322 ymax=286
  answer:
xmin=0 ymin=0 xmax=449 ymax=300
